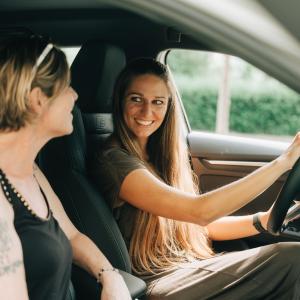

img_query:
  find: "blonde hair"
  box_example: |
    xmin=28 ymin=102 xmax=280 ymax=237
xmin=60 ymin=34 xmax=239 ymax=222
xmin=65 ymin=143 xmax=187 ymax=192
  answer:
xmin=0 ymin=36 xmax=70 ymax=132
xmin=111 ymin=58 xmax=214 ymax=275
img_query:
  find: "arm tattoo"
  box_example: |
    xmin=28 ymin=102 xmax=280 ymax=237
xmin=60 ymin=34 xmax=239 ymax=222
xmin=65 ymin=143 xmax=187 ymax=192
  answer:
xmin=0 ymin=220 xmax=23 ymax=277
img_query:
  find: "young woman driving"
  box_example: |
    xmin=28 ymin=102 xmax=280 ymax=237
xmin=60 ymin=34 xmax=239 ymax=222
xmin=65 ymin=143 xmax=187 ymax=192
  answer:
xmin=92 ymin=58 xmax=300 ymax=299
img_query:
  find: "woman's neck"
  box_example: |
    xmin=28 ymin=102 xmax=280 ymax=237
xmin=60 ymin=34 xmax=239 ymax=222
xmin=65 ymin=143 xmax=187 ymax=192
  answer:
xmin=136 ymin=137 xmax=149 ymax=161
xmin=0 ymin=127 xmax=44 ymax=178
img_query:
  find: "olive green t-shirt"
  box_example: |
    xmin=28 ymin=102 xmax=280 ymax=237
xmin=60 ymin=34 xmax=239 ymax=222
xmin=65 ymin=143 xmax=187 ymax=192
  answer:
xmin=91 ymin=147 xmax=146 ymax=248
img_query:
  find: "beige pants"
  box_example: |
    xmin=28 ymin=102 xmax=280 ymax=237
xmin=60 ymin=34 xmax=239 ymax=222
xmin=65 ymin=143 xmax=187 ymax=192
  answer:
xmin=144 ymin=242 xmax=300 ymax=300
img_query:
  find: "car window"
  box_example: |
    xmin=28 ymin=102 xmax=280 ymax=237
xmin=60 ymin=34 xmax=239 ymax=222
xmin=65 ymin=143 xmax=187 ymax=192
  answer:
xmin=61 ymin=47 xmax=80 ymax=66
xmin=167 ymin=49 xmax=300 ymax=141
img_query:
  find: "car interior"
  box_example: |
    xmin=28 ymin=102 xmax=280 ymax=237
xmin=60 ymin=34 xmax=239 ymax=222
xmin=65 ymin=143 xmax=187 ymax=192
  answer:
xmin=1 ymin=1 xmax=300 ymax=299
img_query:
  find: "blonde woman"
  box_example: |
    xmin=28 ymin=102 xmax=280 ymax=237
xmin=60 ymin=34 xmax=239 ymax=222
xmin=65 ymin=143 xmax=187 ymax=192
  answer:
xmin=92 ymin=58 xmax=300 ymax=299
xmin=0 ymin=35 xmax=131 ymax=300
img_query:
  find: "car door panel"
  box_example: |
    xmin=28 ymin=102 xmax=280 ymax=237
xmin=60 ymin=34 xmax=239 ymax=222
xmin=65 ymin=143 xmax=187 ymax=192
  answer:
xmin=189 ymin=131 xmax=288 ymax=161
xmin=188 ymin=131 xmax=292 ymax=245
xmin=188 ymin=131 xmax=289 ymax=214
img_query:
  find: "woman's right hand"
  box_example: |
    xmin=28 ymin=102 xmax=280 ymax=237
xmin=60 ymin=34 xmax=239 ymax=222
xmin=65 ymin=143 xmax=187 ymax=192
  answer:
xmin=277 ymin=132 xmax=300 ymax=171
xmin=100 ymin=271 xmax=131 ymax=300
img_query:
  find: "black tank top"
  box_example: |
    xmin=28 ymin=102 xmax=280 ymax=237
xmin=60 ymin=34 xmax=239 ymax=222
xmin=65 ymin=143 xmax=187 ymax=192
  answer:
xmin=0 ymin=169 xmax=72 ymax=300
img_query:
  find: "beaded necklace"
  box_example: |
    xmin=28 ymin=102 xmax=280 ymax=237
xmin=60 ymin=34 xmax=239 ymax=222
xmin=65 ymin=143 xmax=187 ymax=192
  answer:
xmin=0 ymin=168 xmax=51 ymax=221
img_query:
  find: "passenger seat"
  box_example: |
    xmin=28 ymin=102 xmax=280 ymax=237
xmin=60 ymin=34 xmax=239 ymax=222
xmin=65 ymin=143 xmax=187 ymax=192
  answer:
xmin=39 ymin=41 xmax=146 ymax=299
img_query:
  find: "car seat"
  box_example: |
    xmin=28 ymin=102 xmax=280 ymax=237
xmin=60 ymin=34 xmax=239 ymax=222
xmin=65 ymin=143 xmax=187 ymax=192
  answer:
xmin=39 ymin=41 xmax=146 ymax=299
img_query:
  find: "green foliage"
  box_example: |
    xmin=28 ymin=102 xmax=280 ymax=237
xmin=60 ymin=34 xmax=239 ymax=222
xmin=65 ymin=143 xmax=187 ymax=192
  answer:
xmin=168 ymin=50 xmax=211 ymax=77
xmin=168 ymin=50 xmax=300 ymax=136
xmin=180 ymin=86 xmax=217 ymax=131
xmin=229 ymin=88 xmax=300 ymax=135
xmin=179 ymin=83 xmax=300 ymax=135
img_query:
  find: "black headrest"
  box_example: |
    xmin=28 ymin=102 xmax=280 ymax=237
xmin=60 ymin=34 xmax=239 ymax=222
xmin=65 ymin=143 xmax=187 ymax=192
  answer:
xmin=40 ymin=105 xmax=86 ymax=174
xmin=71 ymin=41 xmax=126 ymax=113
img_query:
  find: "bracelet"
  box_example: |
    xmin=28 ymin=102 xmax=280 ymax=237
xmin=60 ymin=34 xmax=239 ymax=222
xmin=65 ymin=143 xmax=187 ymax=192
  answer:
xmin=96 ymin=267 xmax=119 ymax=283
xmin=253 ymin=213 xmax=268 ymax=233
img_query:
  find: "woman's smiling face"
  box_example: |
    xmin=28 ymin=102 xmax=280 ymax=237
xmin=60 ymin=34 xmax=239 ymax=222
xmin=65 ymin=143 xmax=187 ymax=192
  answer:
xmin=123 ymin=74 xmax=169 ymax=144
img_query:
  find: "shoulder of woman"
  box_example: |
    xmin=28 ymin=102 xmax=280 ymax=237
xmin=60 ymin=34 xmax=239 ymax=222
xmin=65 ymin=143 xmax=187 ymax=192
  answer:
xmin=92 ymin=146 xmax=146 ymax=182
xmin=98 ymin=146 xmax=143 ymax=166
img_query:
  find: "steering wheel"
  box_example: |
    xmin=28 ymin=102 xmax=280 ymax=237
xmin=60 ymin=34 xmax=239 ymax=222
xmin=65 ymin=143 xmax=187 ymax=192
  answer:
xmin=267 ymin=158 xmax=300 ymax=236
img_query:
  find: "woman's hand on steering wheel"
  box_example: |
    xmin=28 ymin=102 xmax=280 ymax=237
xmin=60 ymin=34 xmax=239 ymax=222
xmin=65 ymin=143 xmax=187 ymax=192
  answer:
xmin=277 ymin=132 xmax=300 ymax=171
xmin=267 ymin=132 xmax=300 ymax=235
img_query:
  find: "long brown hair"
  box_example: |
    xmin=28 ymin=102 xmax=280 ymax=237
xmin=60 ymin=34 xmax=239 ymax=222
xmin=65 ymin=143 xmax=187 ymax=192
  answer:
xmin=112 ymin=58 xmax=214 ymax=275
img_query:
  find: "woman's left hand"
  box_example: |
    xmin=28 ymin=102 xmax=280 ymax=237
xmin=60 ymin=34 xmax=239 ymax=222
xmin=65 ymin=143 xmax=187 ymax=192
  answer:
xmin=100 ymin=271 xmax=131 ymax=300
